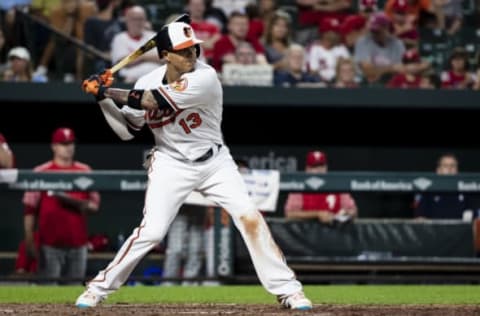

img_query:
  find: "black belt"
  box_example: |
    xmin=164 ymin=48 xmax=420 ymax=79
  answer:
xmin=193 ymin=144 xmax=222 ymax=163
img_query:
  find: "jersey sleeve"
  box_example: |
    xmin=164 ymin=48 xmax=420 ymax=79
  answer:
xmin=119 ymin=106 xmax=146 ymax=131
xmin=154 ymin=67 xmax=220 ymax=111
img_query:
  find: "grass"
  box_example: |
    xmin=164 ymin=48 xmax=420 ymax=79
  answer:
xmin=0 ymin=285 xmax=479 ymax=305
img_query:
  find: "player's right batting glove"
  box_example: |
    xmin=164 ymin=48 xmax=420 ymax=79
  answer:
xmin=82 ymin=74 xmax=107 ymax=101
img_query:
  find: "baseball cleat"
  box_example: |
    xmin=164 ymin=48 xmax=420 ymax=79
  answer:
xmin=278 ymin=291 xmax=313 ymax=310
xmin=75 ymin=289 xmax=105 ymax=308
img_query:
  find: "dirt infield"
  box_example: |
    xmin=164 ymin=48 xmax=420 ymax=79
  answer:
xmin=2 ymin=304 xmax=480 ymax=316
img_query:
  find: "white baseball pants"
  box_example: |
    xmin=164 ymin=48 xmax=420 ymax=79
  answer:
xmin=87 ymin=146 xmax=303 ymax=297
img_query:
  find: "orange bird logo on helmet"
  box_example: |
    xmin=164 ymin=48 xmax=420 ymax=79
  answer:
xmin=183 ymin=27 xmax=192 ymax=38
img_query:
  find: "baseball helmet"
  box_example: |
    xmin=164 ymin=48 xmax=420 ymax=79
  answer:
xmin=156 ymin=14 xmax=203 ymax=57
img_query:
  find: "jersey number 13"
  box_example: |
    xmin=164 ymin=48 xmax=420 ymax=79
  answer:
xmin=179 ymin=112 xmax=202 ymax=134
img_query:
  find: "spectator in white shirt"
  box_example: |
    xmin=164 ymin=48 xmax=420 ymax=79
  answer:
xmin=110 ymin=5 xmax=162 ymax=83
xmin=307 ymin=17 xmax=350 ymax=83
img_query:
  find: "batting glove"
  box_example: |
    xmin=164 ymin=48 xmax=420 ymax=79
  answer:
xmin=82 ymin=74 xmax=107 ymax=101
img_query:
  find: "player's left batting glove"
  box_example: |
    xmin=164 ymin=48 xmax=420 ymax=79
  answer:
xmin=82 ymin=74 xmax=107 ymax=101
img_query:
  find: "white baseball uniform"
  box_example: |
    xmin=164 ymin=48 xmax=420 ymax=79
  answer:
xmin=86 ymin=60 xmax=303 ymax=297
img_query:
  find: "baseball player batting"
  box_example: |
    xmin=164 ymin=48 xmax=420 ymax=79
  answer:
xmin=76 ymin=15 xmax=312 ymax=310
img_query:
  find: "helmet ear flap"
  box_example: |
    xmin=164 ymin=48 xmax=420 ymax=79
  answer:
xmin=155 ymin=27 xmax=171 ymax=58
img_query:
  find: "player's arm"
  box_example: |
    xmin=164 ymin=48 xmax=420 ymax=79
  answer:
xmin=83 ymin=83 xmax=171 ymax=112
xmin=285 ymin=211 xmax=320 ymax=220
xmin=51 ymin=191 xmax=99 ymax=214
xmin=53 ymin=164 xmax=101 ymax=214
xmin=23 ymin=191 xmax=40 ymax=259
xmin=82 ymin=71 xmax=152 ymax=139
xmin=83 ymin=68 xmax=218 ymax=111
xmin=81 ymin=72 xmax=157 ymax=109
xmin=24 ymin=214 xmax=36 ymax=258
xmin=104 ymin=88 xmax=162 ymax=111
xmin=286 ymin=209 xmax=335 ymax=224
xmin=284 ymin=193 xmax=333 ymax=221
xmin=95 ymin=95 xmax=146 ymax=141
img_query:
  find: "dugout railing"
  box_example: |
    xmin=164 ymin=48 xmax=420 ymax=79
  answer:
xmin=4 ymin=169 xmax=480 ymax=192
xmin=2 ymin=170 xmax=480 ymax=284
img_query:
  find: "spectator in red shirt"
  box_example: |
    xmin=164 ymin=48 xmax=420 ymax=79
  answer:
xmin=441 ymin=47 xmax=476 ymax=89
xmin=212 ymin=11 xmax=266 ymax=71
xmin=387 ymin=48 xmax=431 ymax=88
xmin=284 ymin=150 xmax=357 ymax=224
xmin=22 ymin=127 xmax=101 ymax=282
xmin=0 ymin=133 xmax=14 ymax=168
xmin=187 ymin=0 xmax=221 ymax=63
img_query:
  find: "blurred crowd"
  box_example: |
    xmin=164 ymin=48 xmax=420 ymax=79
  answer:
xmin=1 ymin=0 xmax=480 ymax=88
